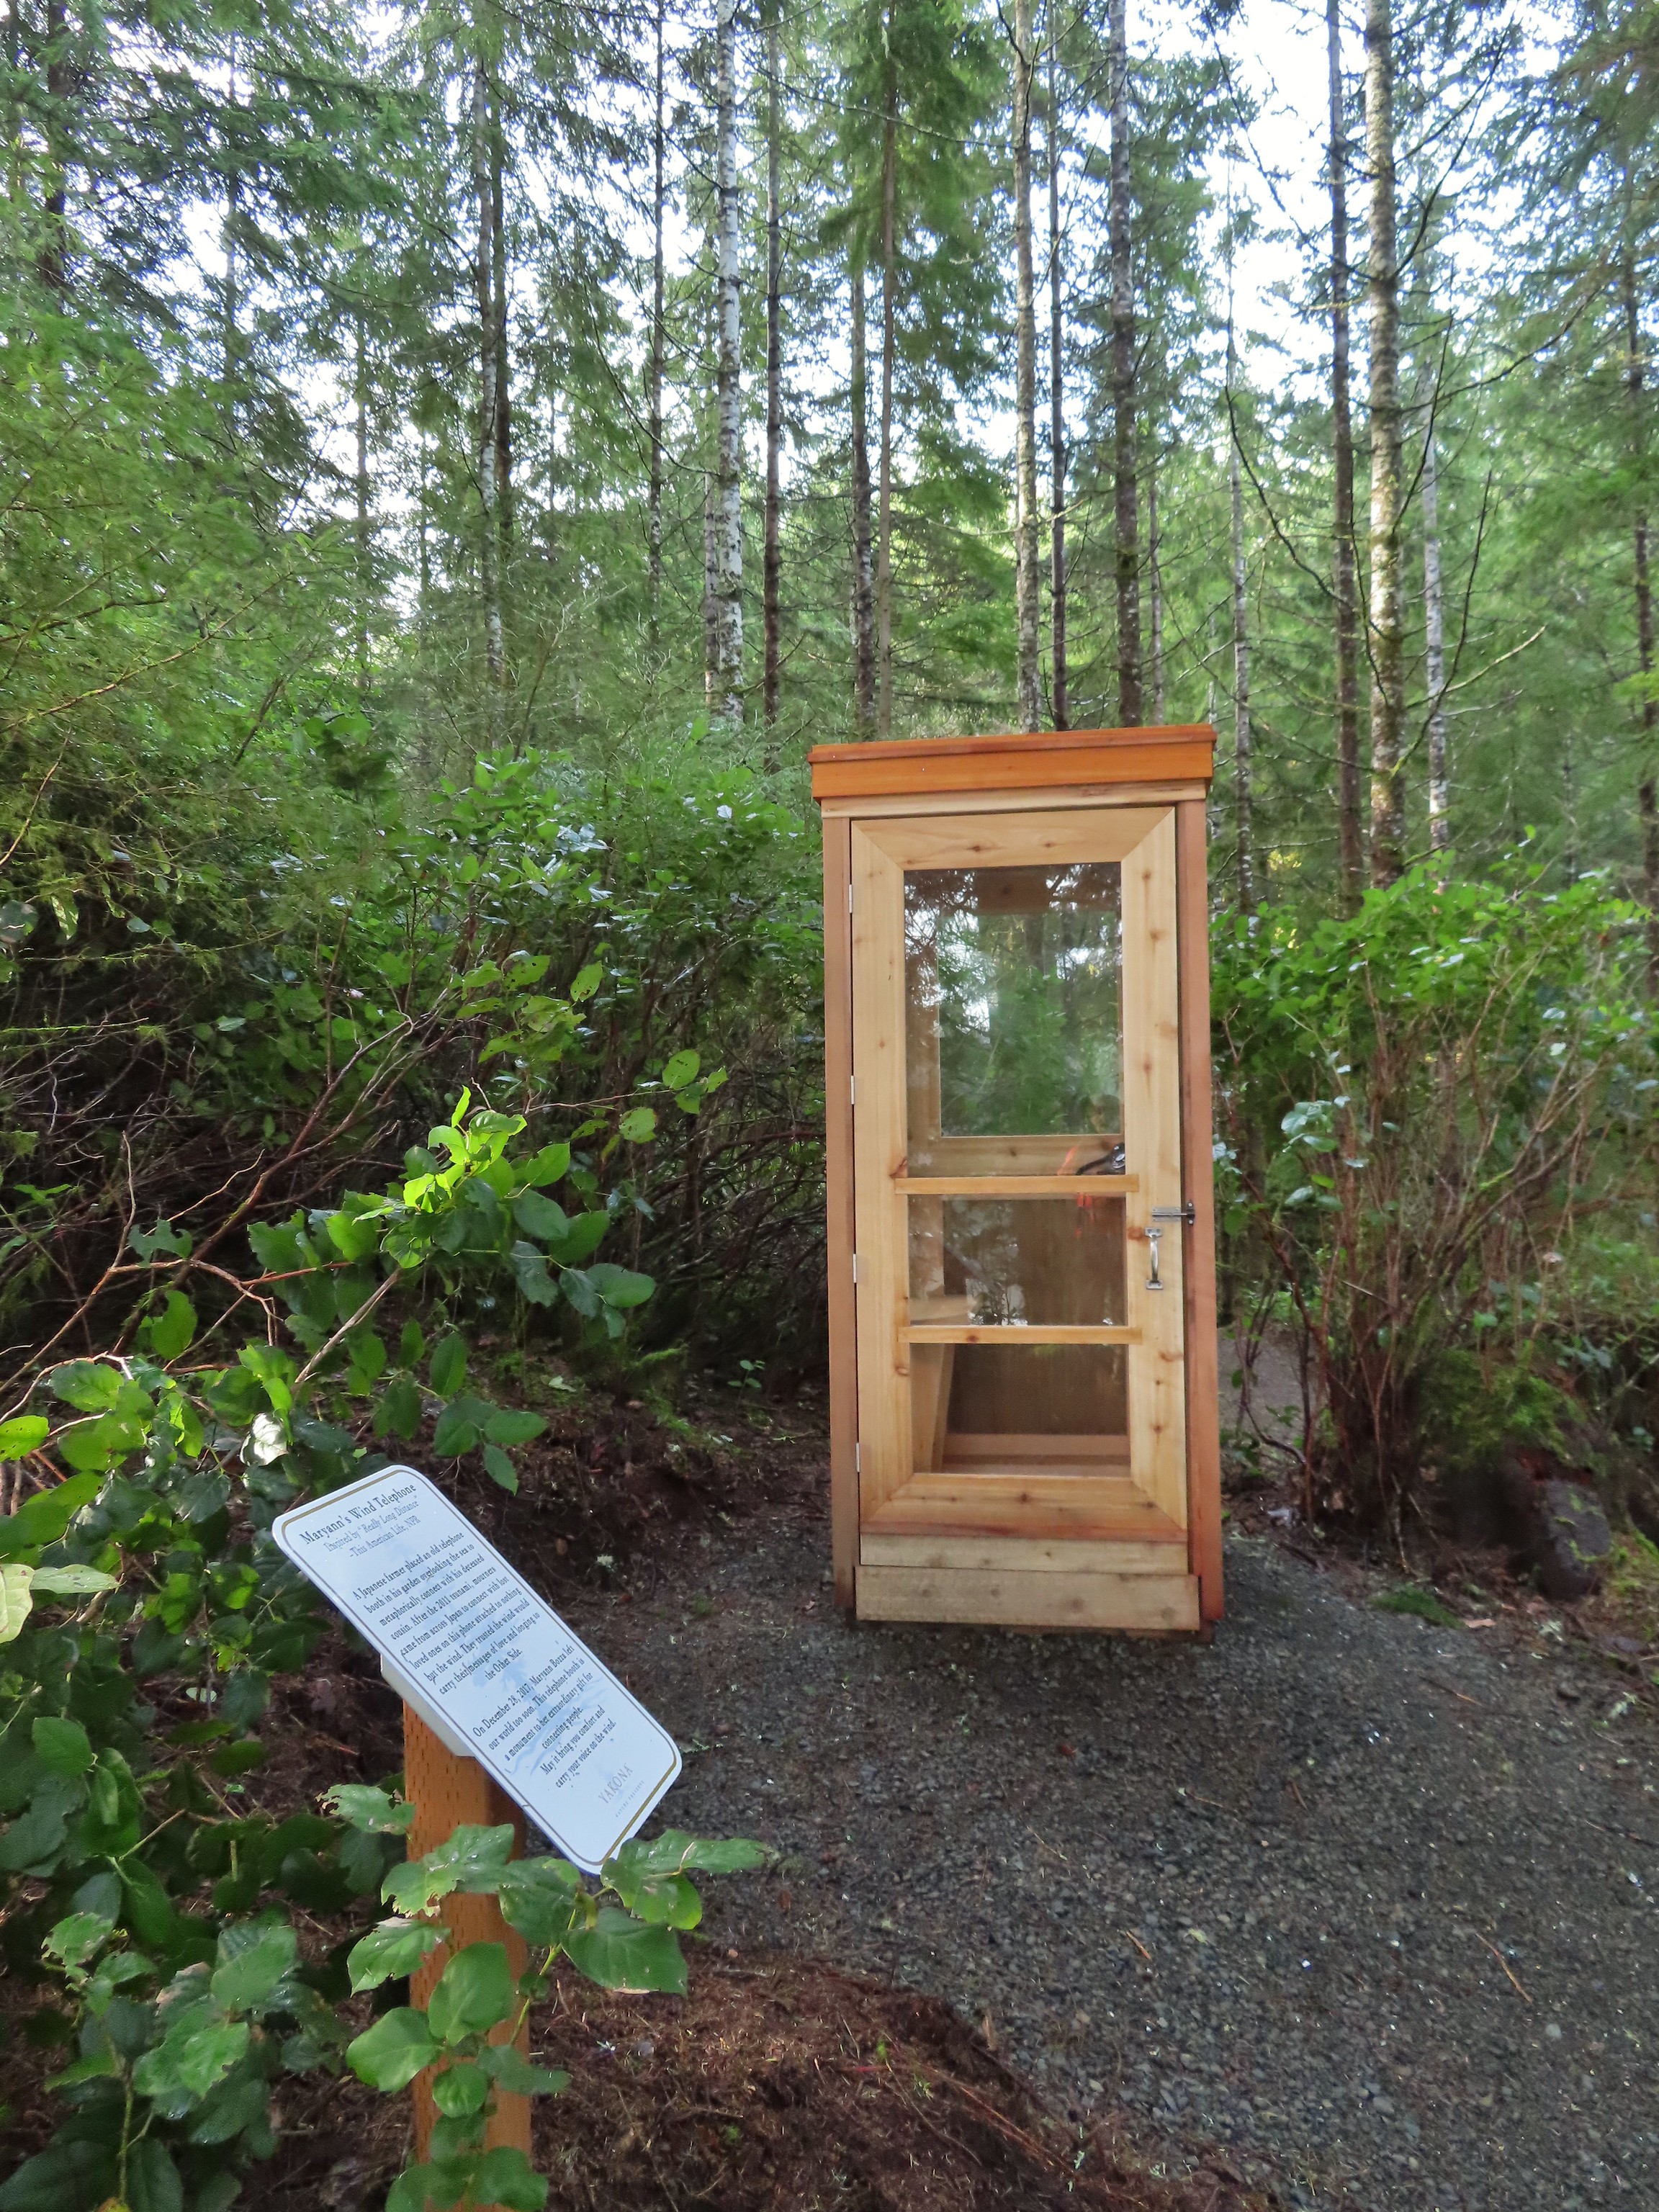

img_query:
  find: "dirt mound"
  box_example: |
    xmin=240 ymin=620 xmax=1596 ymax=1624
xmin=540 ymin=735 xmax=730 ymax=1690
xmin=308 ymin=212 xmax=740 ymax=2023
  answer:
xmin=531 ymin=1954 xmax=1269 ymax=2212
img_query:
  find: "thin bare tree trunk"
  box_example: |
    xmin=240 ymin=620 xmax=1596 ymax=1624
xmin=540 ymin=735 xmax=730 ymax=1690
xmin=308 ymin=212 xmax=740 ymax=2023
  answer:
xmin=1011 ymin=0 xmax=1041 ymax=732
xmin=647 ymin=0 xmax=666 ymax=642
xmin=1047 ymin=6 xmax=1067 ymax=729
xmin=1625 ymin=255 xmax=1659 ymax=989
xmin=1328 ymin=0 xmax=1364 ymax=907
xmin=763 ymin=1 xmax=783 ymax=734
xmin=877 ymin=60 xmax=898 ymax=737
xmin=850 ymin=263 xmax=876 ymax=732
xmin=712 ymin=0 xmax=744 ymax=719
xmin=703 ymin=209 xmax=716 ymax=706
xmin=490 ymin=89 xmax=511 ymax=555
xmin=1107 ymin=0 xmax=1141 ymax=724
xmin=39 ymin=0 xmax=68 ymax=290
xmin=222 ymin=37 xmax=240 ymax=390
xmin=472 ymin=49 xmax=505 ymax=703
xmin=354 ymin=313 xmax=370 ymax=692
xmin=1365 ymin=0 xmax=1404 ymax=884
xmin=1230 ymin=377 xmax=1254 ymax=920
xmin=1422 ymin=410 xmax=1449 ymax=858
xmin=1148 ymin=446 xmax=1164 ymax=723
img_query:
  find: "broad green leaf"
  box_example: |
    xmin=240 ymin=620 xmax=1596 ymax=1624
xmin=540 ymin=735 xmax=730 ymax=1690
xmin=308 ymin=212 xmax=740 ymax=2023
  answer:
xmin=398 ymin=1318 xmax=426 ymax=1368
xmin=126 ymin=2136 xmax=185 ymax=2212
xmin=0 ymin=1416 xmax=48 ymax=1461
xmin=570 ymin=962 xmax=603 ymax=1002
xmin=346 ymin=2007 xmax=442 ymax=2092
xmin=431 ymin=2059 xmax=490 ymax=2118
xmin=382 ymin=1823 xmax=516 ymax=1915
xmin=660 ymin=1049 xmax=700 ymax=1091
xmin=544 ymin=1210 xmax=610 ymax=1267
xmin=427 ymin=1942 xmax=513 ymax=2045
xmin=374 ymin=1372 xmax=422 ymax=1442
xmin=429 ymin=1335 xmax=467 ymax=1397
xmin=469 ymin=2146 xmax=548 ymax=2211
xmin=323 ymin=1206 xmax=382 ymax=1262
xmin=617 ymin=1107 xmax=656 ymax=1143
xmin=518 ymin=1143 xmax=572 ymax=1187
xmin=481 ymin=1444 xmax=518 ymax=1494
xmin=497 ymin=1857 xmax=583 ymax=1947
xmin=585 ymin=1263 xmax=654 ymax=1310
xmin=143 ymin=1291 xmax=197 ymax=1359
xmin=324 ymin=1783 xmax=415 ymax=1835
xmin=511 ymin=1190 xmax=569 ymax=1241
xmin=28 ymin=1564 xmax=117 ymax=1597
xmin=48 ymin=1362 xmax=122 ymax=1413
xmin=0 ymin=2142 xmax=120 ymax=2210
xmin=347 ymin=1917 xmax=442 ymax=1992
xmin=508 ymin=1242 xmax=557 ymax=1306
xmin=0 ymin=1563 xmax=32 ymax=1645
xmin=433 ymin=1396 xmax=491 ymax=1455
xmin=32 ymin=1716 xmax=93 ymax=1775
xmin=133 ymin=2015 xmax=250 ymax=2103
xmin=609 ymin=1830 xmax=772 ymax=1877
xmin=0 ymin=1472 xmax=100 ymax=1560
xmin=348 ymin=1329 xmax=389 ymax=1390
xmin=477 ymin=2045 xmax=569 ymax=2097
xmin=482 ymin=1408 xmax=544 ymax=1447
xmin=385 ymin=2164 xmax=447 ymax=2212
xmin=562 ymin=1908 xmax=686 ymax=1995
xmin=609 ymin=1870 xmax=701 ymax=1930
xmin=211 ymin=1920 xmax=297 ymax=2013
xmin=43 ymin=1910 xmax=116 ymax=1971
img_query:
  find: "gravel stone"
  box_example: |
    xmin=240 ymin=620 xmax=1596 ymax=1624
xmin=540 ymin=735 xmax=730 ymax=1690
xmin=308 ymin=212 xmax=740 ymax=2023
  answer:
xmin=565 ymin=1502 xmax=1659 ymax=2211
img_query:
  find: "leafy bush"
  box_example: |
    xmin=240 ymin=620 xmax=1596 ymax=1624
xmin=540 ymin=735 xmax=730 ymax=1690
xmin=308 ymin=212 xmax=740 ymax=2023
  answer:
xmin=1214 ymin=857 xmax=1658 ymax=1529
xmin=0 ymin=1092 xmax=759 ymax=2211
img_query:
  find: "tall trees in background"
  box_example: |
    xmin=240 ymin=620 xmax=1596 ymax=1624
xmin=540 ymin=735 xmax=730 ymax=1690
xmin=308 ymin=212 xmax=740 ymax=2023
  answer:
xmin=1010 ymin=0 xmax=1042 ymax=732
xmin=1048 ymin=6 xmax=1069 ymax=729
xmin=711 ymin=0 xmax=743 ymax=719
xmin=1107 ymin=0 xmax=1142 ymax=725
xmin=1364 ymin=0 xmax=1405 ymax=886
xmin=1327 ymin=0 xmax=1364 ymax=904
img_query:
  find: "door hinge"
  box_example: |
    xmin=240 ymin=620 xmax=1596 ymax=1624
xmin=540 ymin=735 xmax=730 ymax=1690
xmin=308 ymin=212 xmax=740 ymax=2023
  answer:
xmin=855 ymin=1442 xmax=861 ymax=1473
xmin=849 ymin=1074 xmax=855 ymax=1106
xmin=848 ymin=881 xmax=853 ymax=914
xmin=851 ymin=1252 xmax=858 ymax=1285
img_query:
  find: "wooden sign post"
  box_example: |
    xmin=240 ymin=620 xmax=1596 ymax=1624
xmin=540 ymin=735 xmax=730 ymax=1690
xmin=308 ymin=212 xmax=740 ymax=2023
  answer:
xmin=403 ymin=1707 xmax=531 ymax=2169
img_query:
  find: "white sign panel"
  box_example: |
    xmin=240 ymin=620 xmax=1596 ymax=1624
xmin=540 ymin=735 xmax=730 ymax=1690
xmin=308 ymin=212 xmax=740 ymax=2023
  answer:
xmin=272 ymin=1466 xmax=680 ymax=1873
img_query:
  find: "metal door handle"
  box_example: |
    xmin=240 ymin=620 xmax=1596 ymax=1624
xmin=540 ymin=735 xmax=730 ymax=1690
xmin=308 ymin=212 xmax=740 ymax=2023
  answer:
xmin=1144 ymin=1205 xmax=1192 ymax=1291
xmin=1145 ymin=1224 xmax=1164 ymax=1290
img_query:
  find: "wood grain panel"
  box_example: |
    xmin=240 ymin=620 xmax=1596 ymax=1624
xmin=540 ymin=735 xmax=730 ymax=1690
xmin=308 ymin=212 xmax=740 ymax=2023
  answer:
xmin=1120 ymin=809 xmax=1188 ymax=1529
xmin=860 ymin=1534 xmax=1181 ymax=1575
xmin=864 ymin=1470 xmax=1184 ymax=1542
xmin=822 ymin=813 xmax=858 ymax=1609
xmin=1177 ymin=800 xmax=1224 ymax=1622
xmin=855 ymin=1564 xmax=1202 ymax=1631
xmin=817 ymin=779 xmax=1209 ymax=819
xmin=904 ymin=1323 xmax=1138 ymax=1346
xmin=809 ymin=725 xmax=1216 ymax=801
xmin=862 ymin=806 xmax=1161 ymax=870
xmin=894 ymin=1174 xmax=1136 ymax=1196
xmin=850 ymin=825 xmax=909 ymax=1516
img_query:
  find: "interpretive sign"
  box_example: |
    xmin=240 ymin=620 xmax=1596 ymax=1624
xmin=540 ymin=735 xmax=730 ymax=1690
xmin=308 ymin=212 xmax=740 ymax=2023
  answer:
xmin=272 ymin=1465 xmax=680 ymax=1872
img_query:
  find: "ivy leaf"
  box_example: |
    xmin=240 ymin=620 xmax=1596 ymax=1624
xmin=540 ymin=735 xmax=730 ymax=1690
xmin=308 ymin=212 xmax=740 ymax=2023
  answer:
xmin=346 ymin=1917 xmax=442 ymax=1993
xmin=561 ymin=1908 xmax=687 ymax=1995
xmin=497 ymin=1857 xmax=583 ymax=1947
xmin=0 ymin=1416 xmax=48 ymax=1461
xmin=346 ymin=2008 xmax=442 ymax=2092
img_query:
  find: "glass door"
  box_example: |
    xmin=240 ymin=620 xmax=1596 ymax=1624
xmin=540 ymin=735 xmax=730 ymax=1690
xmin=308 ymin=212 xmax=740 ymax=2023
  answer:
xmin=850 ymin=806 xmax=1187 ymax=1544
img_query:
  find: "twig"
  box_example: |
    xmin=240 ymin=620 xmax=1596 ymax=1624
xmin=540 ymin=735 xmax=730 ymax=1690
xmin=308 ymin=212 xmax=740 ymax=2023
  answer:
xmin=1478 ymin=1936 xmax=1531 ymax=2003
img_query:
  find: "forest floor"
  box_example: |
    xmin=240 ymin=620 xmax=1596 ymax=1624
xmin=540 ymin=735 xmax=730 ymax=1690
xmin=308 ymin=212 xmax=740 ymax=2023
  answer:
xmin=521 ymin=1385 xmax=1659 ymax=2212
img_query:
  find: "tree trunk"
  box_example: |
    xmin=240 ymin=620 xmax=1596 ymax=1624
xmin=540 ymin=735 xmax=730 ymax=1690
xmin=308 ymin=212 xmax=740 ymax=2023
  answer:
xmin=1230 ymin=390 xmax=1254 ymax=920
xmin=850 ymin=263 xmax=876 ymax=733
xmin=1365 ymin=0 xmax=1404 ymax=885
xmin=38 ymin=0 xmax=68 ymax=291
xmin=490 ymin=88 xmax=511 ymax=554
xmin=763 ymin=1 xmax=783 ymax=736
xmin=1328 ymin=0 xmax=1364 ymax=907
xmin=1047 ymin=7 xmax=1066 ymax=729
xmin=877 ymin=58 xmax=898 ymax=737
xmin=1625 ymin=256 xmax=1659 ymax=989
xmin=1107 ymin=0 xmax=1141 ymax=724
xmin=647 ymin=0 xmax=666 ymax=644
xmin=712 ymin=0 xmax=744 ymax=719
xmin=1011 ymin=0 xmax=1041 ymax=732
xmin=472 ymin=50 xmax=505 ymax=702
xmin=354 ymin=314 xmax=370 ymax=693
xmin=1148 ymin=446 xmax=1164 ymax=723
xmin=222 ymin=36 xmax=239 ymax=390
xmin=1422 ymin=410 xmax=1449 ymax=859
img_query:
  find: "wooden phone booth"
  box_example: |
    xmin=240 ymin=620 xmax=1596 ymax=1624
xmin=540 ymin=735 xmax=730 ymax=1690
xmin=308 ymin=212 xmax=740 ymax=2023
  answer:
xmin=811 ymin=725 xmax=1223 ymax=1634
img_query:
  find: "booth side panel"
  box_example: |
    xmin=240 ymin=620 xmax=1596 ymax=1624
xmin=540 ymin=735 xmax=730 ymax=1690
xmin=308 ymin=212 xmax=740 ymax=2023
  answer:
xmin=1176 ymin=800 xmax=1224 ymax=1622
xmin=822 ymin=813 xmax=858 ymax=1609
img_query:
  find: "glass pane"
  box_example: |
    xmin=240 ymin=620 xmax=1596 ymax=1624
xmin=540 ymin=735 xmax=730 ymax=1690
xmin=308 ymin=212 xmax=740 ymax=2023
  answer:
xmin=905 ymin=863 xmax=1123 ymax=1175
xmin=909 ymin=1344 xmax=1128 ymax=1471
xmin=908 ymin=1196 xmax=1125 ymax=1326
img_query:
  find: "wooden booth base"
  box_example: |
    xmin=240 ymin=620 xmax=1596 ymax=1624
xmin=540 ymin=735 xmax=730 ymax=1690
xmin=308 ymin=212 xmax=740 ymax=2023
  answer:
xmin=856 ymin=1561 xmax=1201 ymax=1632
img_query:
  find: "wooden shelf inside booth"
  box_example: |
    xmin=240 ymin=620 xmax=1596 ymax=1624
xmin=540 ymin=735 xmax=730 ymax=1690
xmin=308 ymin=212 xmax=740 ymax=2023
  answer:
xmin=863 ymin=1469 xmax=1184 ymax=1545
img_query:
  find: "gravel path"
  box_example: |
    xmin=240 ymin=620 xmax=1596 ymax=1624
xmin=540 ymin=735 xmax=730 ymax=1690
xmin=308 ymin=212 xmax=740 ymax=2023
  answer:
xmin=564 ymin=1495 xmax=1659 ymax=2212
